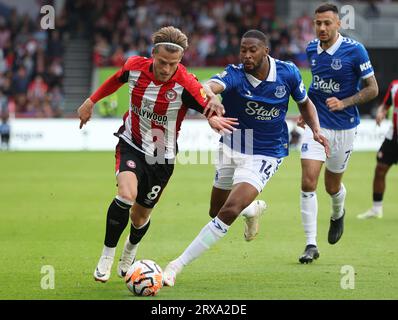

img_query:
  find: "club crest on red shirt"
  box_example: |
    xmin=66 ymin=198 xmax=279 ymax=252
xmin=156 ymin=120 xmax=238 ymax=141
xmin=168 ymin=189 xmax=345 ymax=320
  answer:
xmin=126 ymin=160 xmax=136 ymax=169
xmin=165 ymin=89 xmax=177 ymax=102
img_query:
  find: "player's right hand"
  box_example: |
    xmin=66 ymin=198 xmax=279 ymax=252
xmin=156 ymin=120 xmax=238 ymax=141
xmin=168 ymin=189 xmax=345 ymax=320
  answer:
xmin=208 ymin=116 xmax=238 ymax=135
xmin=204 ymin=95 xmax=225 ymax=119
xmin=78 ymin=98 xmax=94 ymax=129
xmin=313 ymin=131 xmax=330 ymax=158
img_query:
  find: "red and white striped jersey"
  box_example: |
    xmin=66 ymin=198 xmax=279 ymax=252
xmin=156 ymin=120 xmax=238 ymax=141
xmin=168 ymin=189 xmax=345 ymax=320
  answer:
xmin=95 ymin=56 xmax=209 ymax=159
xmin=382 ymin=79 xmax=398 ymax=141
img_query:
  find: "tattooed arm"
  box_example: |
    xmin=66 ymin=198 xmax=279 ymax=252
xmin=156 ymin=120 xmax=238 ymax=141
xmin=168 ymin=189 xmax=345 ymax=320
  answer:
xmin=326 ymin=75 xmax=379 ymax=112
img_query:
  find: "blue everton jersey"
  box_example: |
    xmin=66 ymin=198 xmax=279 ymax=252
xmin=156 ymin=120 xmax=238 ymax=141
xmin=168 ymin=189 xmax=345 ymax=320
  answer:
xmin=307 ymin=34 xmax=374 ymax=130
xmin=211 ymin=56 xmax=307 ymax=158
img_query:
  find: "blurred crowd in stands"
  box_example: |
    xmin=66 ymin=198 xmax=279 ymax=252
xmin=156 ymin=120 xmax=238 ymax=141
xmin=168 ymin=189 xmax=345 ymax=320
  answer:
xmin=90 ymin=0 xmax=314 ymax=68
xmin=0 ymin=0 xmax=64 ymax=118
xmin=0 ymin=0 xmax=316 ymax=119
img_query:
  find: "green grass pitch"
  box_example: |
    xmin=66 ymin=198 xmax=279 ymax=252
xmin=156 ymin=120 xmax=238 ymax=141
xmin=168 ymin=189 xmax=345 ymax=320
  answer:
xmin=0 ymin=150 xmax=397 ymax=300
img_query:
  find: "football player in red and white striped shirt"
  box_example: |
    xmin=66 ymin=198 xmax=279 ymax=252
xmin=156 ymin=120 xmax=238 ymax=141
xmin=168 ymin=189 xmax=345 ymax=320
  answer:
xmin=357 ymin=79 xmax=398 ymax=219
xmin=78 ymin=26 xmax=238 ymax=282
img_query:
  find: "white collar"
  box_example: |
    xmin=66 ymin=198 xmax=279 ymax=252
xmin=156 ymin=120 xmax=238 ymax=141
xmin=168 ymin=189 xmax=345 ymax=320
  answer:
xmin=317 ymin=33 xmax=343 ymax=55
xmin=244 ymin=56 xmax=277 ymax=87
xmin=266 ymin=56 xmax=277 ymax=82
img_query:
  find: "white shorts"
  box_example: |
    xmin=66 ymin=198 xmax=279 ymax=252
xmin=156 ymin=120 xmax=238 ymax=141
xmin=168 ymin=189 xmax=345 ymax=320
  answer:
xmin=300 ymin=126 xmax=357 ymax=173
xmin=213 ymin=143 xmax=283 ymax=193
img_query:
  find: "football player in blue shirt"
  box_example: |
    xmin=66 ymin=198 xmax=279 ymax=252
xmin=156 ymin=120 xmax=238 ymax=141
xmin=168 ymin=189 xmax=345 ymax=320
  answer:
xmin=298 ymin=3 xmax=379 ymax=263
xmin=163 ymin=29 xmax=329 ymax=286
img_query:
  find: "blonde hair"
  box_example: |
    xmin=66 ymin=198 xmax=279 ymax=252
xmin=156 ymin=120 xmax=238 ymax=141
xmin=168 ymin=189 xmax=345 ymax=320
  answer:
xmin=152 ymin=26 xmax=188 ymax=53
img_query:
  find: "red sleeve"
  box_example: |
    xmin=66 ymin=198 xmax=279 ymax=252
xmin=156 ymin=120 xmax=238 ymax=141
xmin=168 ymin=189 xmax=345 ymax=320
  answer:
xmin=89 ymin=69 xmax=125 ymax=103
xmin=181 ymin=72 xmax=209 ymax=112
xmin=90 ymin=56 xmax=141 ymax=103
xmin=382 ymin=81 xmax=393 ymax=108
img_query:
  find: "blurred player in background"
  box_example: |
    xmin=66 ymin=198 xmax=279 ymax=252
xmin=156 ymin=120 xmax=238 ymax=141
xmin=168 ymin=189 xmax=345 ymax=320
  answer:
xmin=357 ymin=79 xmax=398 ymax=219
xmin=77 ymin=26 xmax=237 ymax=282
xmin=0 ymin=112 xmax=10 ymax=150
xmin=163 ymin=29 xmax=329 ymax=286
xmin=297 ymin=3 xmax=379 ymax=263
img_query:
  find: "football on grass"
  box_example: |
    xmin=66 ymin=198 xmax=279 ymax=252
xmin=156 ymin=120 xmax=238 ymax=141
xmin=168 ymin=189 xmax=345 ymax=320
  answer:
xmin=125 ymin=259 xmax=163 ymax=296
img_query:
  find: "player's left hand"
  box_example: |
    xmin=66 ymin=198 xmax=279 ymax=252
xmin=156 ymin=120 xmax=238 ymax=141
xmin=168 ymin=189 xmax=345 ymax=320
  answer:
xmin=326 ymin=97 xmax=345 ymax=112
xmin=296 ymin=115 xmax=306 ymax=129
xmin=204 ymin=96 xmax=225 ymax=118
xmin=313 ymin=131 xmax=330 ymax=158
xmin=208 ymin=116 xmax=238 ymax=135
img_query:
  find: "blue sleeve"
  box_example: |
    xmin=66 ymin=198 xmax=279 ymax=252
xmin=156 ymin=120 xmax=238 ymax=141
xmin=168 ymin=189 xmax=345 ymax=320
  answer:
xmin=354 ymin=43 xmax=374 ymax=79
xmin=210 ymin=65 xmax=237 ymax=92
xmin=306 ymin=44 xmax=312 ymax=66
xmin=289 ymin=64 xmax=308 ymax=104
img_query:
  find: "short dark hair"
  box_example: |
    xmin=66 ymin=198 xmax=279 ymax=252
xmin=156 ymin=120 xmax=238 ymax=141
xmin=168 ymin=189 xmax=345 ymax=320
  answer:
xmin=315 ymin=3 xmax=339 ymax=15
xmin=242 ymin=29 xmax=269 ymax=47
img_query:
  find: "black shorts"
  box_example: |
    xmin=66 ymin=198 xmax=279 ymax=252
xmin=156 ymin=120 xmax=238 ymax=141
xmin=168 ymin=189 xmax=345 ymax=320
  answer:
xmin=377 ymin=138 xmax=398 ymax=165
xmin=115 ymin=139 xmax=174 ymax=208
xmin=1 ymin=133 xmax=9 ymax=143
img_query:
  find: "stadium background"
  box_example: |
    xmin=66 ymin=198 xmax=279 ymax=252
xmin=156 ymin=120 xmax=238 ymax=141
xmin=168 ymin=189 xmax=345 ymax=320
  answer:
xmin=0 ymin=0 xmax=397 ymax=301
xmin=1 ymin=0 xmax=397 ymax=152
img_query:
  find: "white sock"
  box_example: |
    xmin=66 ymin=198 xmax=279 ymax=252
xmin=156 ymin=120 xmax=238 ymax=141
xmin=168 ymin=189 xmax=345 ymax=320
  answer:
xmin=331 ymin=184 xmax=346 ymax=220
xmin=102 ymin=245 xmax=116 ymax=257
xmin=301 ymin=191 xmax=318 ymax=246
xmin=239 ymin=201 xmax=257 ymax=218
xmin=372 ymin=201 xmax=383 ymax=213
xmin=174 ymin=216 xmax=229 ymax=268
xmin=125 ymin=239 xmax=139 ymax=253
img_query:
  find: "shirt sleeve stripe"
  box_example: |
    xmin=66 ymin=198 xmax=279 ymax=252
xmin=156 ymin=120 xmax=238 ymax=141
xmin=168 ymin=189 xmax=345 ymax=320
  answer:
xmin=207 ymin=78 xmax=227 ymax=90
xmin=295 ymin=94 xmax=308 ymax=105
xmin=361 ymin=71 xmax=374 ymax=79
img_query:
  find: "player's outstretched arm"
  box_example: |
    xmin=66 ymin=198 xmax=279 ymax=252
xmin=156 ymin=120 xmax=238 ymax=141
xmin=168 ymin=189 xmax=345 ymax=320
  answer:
xmin=326 ymin=75 xmax=379 ymax=112
xmin=77 ymin=71 xmax=124 ymax=129
xmin=298 ymin=98 xmax=330 ymax=157
xmin=202 ymin=82 xmax=225 ymax=118
xmin=208 ymin=116 xmax=239 ymax=135
xmin=202 ymin=80 xmax=238 ymax=134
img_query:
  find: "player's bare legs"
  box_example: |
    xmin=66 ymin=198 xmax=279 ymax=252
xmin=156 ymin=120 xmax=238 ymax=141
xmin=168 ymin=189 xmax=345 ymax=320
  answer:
xmin=217 ymin=183 xmax=267 ymax=241
xmin=209 ymin=186 xmax=267 ymax=240
xmin=117 ymin=171 xmax=139 ymax=204
xmin=94 ymin=172 xmax=137 ymax=282
xmin=217 ymin=183 xmax=259 ymax=224
xmin=324 ymin=169 xmax=346 ymax=244
xmin=357 ymin=162 xmax=391 ymax=219
xmin=373 ymin=162 xmax=391 ymax=196
xmin=164 ymin=183 xmax=259 ymax=286
xmin=324 ymin=169 xmax=344 ymax=195
xmin=299 ymin=159 xmax=323 ymax=263
xmin=131 ymin=202 xmax=152 ymax=227
xmin=208 ymin=187 xmax=230 ymax=218
xmin=117 ymin=203 xmax=153 ymax=278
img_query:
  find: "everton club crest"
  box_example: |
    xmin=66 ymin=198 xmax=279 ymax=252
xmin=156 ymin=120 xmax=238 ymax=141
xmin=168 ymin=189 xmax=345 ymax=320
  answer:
xmin=274 ymin=85 xmax=286 ymax=98
xmin=331 ymin=58 xmax=342 ymax=70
